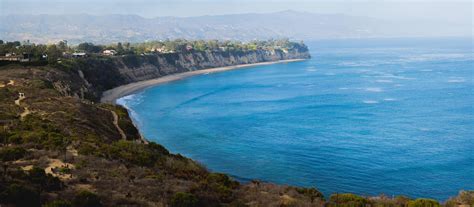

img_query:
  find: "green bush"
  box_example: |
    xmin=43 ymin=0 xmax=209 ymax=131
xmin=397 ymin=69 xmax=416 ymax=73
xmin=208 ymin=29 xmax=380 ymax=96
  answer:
xmin=328 ymin=193 xmax=368 ymax=207
xmin=0 ymin=184 xmax=41 ymax=207
xmin=28 ymin=167 xmax=63 ymax=191
xmin=0 ymin=146 xmax=26 ymax=161
xmin=43 ymin=200 xmax=72 ymax=207
xmin=170 ymin=192 xmax=198 ymax=207
xmin=72 ymin=191 xmax=102 ymax=207
xmin=190 ymin=173 xmax=238 ymax=204
xmin=407 ymin=198 xmax=440 ymax=207
xmin=206 ymin=173 xmax=239 ymax=189
xmin=6 ymin=132 xmax=24 ymax=144
xmin=105 ymin=140 xmax=167 ymax=167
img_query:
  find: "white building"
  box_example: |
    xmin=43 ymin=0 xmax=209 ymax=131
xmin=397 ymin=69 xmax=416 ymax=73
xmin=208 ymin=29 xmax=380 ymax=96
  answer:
xmin=102 ymin=49 xmax=117 ymax=56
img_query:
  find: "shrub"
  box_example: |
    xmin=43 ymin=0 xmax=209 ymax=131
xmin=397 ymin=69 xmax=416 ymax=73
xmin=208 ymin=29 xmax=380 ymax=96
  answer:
xmin=43 ymin=200 xmax=72 ymax=207
xmin=28 ymin=167 xmax=63 ymax=191
xmin=170 ymin=192 xmax=198 ymax=207
xmin=0 ymin=146 xmax=26 ymax=161
xmin=408 ymin=198 xmax=440 ymax=207
xmin=105 ymin=140 xmax=165 ymax=167
xmin=72 ymin=191 xmax=102 ymax=207
xmin=6 ymin=133 xmax=24 ymax=144
xmin=191 ymin=173 xmax=238 ymax=204
xmin=328 ymin=193 xmax=368 ymax=207
xmin=457 ymin=190 xmax=474 ymax=205
xmin=296 ymin=187 xmax=325 ymax=202
xmin=77 ymin=142 xmax=98 ymax=155
xmin=394 ymin=195 xmax=411 ymax=206
xmin=0 ymin=184 xmax=40 ymax=207
xmin=206 ymin=173 xmax=239 ymax=189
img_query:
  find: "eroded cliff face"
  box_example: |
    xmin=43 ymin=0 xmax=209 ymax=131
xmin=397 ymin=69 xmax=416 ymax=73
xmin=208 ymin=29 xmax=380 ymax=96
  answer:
xmin=56 ymin=48 xmax=310 ymax=101
xmin=115 ymin=49 xmax=310 ymax=83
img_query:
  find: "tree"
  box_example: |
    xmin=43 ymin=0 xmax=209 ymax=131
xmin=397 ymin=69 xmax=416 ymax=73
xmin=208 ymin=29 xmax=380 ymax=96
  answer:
xmin=124 ymin=42 xmax=130 ymax=51
xmin=46 ymin=45 xmax=61 ymax=64
xmin=57 ymin=40 xmax=68 ymax=53
xmin=117 ymin=42 xmax=124 ymax=53
xmin=77 ymin=42 xmax=102 ymax=53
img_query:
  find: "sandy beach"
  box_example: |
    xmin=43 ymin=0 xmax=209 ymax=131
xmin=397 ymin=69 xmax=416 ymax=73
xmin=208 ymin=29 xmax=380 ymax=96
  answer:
xmin=100 ymin=59 xmax=306 ymax=103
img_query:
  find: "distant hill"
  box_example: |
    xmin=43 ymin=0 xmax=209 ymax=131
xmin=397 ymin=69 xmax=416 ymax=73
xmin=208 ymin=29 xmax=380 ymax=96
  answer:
xmin=0 ymin=10 xmax=470 ymax=44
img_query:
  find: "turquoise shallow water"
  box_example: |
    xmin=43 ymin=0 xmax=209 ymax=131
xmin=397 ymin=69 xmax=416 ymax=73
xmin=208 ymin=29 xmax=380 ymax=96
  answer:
xmin=118 ymin=38 xmax=474 ymax=200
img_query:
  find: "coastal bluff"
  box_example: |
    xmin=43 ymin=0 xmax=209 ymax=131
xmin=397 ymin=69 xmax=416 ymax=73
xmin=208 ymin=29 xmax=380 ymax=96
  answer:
xmin=117 ymin=49 xmax=310 ymax=83
xmin=59 ymin=47 xmax=311 ymax=102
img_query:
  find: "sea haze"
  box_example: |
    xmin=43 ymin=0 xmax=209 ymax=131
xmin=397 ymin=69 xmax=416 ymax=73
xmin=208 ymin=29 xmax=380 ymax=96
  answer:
xmin=118 ymin=37 xmax=474 ymax=200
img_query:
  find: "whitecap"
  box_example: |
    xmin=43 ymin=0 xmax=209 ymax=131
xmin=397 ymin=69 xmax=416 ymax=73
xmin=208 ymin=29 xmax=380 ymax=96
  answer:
xmin=383 ymin=98 xmax=396 ymax=101
xmin=116 ymin=94 xmax=144 ymax=107
xmin=375 ymin=79 xmax=393 ymax=83
xmin=363 ymin=100 xmax=379 ymax=104
xmin=306 ymin=69 xmax=317 ymax=72
xmin=377 ymin=74 xmax=414 ymax=80
xmin=400 ymin=53 xmax=473 ymax=63
xmin=365 ymin=87 xmax=383 ymax=92
xmin=447 ymin=77 xmax=466 ymax=83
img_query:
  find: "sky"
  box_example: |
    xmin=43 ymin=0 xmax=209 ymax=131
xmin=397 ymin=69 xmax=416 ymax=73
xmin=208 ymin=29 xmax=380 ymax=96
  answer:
xmin=0 ymin=0 xmax=472 ymax=24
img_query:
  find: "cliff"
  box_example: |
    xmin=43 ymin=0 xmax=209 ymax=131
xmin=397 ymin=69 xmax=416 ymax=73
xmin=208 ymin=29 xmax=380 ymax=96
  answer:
xmin=57 ymin=48 xmax=310 ymax=102
xmin=116 ymin=49 xmax=309 ymax=82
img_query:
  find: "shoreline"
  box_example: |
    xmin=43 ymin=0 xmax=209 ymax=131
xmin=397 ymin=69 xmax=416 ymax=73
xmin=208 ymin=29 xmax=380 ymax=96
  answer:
xmin=100 ymin=59 xmax=306 ymax=103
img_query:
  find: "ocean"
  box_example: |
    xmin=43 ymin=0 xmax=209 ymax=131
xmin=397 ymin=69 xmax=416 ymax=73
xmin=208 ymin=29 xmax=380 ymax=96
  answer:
xmin=118 ymin=37 xmax=474 ymax=200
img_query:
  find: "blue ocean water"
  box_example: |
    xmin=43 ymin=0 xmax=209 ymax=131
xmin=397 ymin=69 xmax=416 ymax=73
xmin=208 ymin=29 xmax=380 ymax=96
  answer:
xmin=118 ymin=38 xmax=474 ymax=200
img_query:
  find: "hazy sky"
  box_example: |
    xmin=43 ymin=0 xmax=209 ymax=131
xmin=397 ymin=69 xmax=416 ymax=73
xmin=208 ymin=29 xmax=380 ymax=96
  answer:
xmin=0 ymin=0 xmax=472 ymax=23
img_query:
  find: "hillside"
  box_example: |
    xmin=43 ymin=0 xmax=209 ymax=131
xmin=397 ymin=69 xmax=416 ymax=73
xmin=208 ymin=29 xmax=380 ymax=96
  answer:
xmin=0 ymin=11 xmax=470 ymax=44
xmin=0 ymin=48 xmax=472 ymax=206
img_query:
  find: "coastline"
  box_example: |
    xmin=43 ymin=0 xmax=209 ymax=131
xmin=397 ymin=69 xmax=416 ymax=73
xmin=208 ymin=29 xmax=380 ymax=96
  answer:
xmin=100 ymin=58 xmax=306 ymax=103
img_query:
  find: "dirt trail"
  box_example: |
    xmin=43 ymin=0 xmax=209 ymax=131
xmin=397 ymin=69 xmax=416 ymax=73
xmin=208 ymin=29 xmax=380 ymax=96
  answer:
xmin=98 ymin=106 xmax=127 ymax=140
xmin=110 ymin=110 xmax=127 ymax=140
xmin=14 ymin=95 xmax=30 ymax=120
xmin=20 ymin=107 xmax=31 ymax=119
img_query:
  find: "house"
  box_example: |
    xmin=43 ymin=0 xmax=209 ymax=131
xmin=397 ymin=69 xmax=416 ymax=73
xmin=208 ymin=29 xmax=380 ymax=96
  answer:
xmin=72 ymin=52 xmax=87 ymax=58
xmin=186 ymin=45 xmax=193 ymax=51
xmin=154 ymin=47 xmax=174 ymax=53
xmin=20 ymin=53 xmax=32 ymax=62
xmin=102 ymin=49 xmax=117 ymax=56
xmin=0 ymin=53 xmax=21 ymax=61
xmin=0 ymin=56 xmax=20 ymax=61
